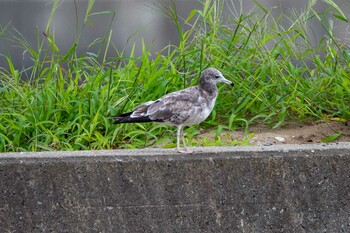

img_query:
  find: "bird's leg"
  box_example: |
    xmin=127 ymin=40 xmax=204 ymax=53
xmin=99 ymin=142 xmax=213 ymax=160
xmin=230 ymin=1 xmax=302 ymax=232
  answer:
xmin=176 ymin=126 xmax=193 ymax=154
xmin=176 ymin=125 xmax=182 ymax=152
xmin=181 ymin=126 xmax=187 ymax=149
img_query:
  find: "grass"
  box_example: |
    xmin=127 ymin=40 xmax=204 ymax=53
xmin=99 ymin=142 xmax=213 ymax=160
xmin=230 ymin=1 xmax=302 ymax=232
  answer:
xmin=0 ymin=0 xmax=349 ymax=152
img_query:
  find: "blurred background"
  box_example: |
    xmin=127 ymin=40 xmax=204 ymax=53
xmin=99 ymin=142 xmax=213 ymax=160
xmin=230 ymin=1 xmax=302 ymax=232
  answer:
xmin=0 ymin=0 xmax=349 ymax=68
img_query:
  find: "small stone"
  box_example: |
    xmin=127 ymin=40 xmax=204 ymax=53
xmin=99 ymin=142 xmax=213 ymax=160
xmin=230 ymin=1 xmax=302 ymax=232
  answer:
xmin=275 ymin=136 xmax=286 ymax=142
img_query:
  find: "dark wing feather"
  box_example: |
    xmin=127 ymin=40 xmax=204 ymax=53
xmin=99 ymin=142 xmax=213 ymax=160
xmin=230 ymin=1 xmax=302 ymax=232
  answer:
xmin=112 ymin=101 xmax=162 ymax=124
xmin=112 ymin=112 xmax=154 ymax=124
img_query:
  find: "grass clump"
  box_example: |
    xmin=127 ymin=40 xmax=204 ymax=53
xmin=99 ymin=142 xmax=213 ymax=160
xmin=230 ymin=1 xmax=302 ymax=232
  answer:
xmin=0 ymin=0 xmax=349 ymax=152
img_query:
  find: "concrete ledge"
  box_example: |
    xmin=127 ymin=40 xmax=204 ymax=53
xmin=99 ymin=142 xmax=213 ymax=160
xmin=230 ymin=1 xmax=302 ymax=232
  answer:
xmin=1 ymin=143 xmax=350 ymax=232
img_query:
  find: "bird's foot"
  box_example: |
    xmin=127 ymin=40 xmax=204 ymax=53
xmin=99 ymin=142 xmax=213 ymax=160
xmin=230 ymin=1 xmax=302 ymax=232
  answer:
xmin=177 ymin=148 xmax=193 ymax=154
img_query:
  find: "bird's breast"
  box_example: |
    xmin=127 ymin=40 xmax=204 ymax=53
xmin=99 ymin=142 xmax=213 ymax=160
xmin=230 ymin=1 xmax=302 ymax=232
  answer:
xmin=182 ymin=95 xmax=217 ymax=126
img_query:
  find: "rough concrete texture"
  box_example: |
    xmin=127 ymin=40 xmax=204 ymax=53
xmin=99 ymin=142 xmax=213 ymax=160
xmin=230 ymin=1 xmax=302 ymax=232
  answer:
xmin=1 ymin=142 xmax=350 ymax=232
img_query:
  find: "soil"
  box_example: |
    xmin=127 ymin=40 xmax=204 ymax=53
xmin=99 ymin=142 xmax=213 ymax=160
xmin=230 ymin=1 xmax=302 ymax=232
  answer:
xmin=198 ymin=121 xmax=350 ymax=146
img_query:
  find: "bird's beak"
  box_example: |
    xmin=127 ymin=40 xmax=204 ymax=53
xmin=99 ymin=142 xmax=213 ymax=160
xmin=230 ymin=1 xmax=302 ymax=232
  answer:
xmin=220 ymin=76 xmax=234 ymax=87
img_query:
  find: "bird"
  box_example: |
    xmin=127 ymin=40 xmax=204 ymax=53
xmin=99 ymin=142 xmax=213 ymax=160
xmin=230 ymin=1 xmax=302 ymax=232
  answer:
xmin=112 ymin=68 xmax=233 ymax=153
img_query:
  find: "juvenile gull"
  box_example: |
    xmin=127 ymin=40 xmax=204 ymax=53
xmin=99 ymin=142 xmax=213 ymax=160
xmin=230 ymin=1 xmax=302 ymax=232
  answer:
xmin=112 ymin=68 xmax=233 ymax=153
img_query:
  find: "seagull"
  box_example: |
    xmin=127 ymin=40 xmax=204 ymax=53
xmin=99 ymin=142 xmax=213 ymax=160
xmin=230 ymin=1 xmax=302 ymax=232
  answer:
xmin=112 ymin=68 xmax=233 ymax=153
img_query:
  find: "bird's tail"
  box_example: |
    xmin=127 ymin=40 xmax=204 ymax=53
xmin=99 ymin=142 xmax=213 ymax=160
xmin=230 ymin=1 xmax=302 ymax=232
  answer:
xmin=112 ymin=112 xmax=154 ymax=124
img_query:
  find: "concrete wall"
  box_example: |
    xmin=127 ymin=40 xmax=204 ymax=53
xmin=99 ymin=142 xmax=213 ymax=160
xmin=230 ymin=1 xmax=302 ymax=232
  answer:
xmin=1 ymin=143 xmax=350 ymax=232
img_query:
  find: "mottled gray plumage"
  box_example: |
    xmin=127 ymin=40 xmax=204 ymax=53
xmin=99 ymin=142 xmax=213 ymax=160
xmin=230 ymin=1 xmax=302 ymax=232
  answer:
xmin=113 ymin=68 xmax=233 ymax=153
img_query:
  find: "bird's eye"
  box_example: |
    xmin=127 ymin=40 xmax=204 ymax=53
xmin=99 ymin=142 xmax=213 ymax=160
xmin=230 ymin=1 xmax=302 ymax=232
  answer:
xmin=215 ymin=75 xmax=220 ymax=79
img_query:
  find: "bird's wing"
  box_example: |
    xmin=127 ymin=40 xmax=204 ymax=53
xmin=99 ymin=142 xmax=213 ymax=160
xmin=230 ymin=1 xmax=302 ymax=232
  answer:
xmin=145 ymin=87 xmax=205 ymax=124
xmin=130 ymin=101 xmax=156 ymax=118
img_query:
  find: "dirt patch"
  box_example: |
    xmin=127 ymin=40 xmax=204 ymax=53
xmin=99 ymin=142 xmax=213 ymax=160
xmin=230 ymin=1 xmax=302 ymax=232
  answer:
xmin=197 ymin=121 xmax=350 ymax=146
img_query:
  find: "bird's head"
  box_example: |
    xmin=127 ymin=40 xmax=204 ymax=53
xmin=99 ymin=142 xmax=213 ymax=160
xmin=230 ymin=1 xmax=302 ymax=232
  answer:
xmin=199 ymin=68 xmax=234 ymax=89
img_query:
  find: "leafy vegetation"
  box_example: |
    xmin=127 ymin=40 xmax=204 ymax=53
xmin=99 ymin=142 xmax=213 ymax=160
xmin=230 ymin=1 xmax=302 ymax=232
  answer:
xmin=0 ymin=0 xmax=349 ymax=152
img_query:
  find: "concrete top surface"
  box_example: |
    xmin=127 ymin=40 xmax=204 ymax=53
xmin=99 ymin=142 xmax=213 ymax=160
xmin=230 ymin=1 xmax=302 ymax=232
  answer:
xmin=1 ymin=142 xmax=349 ymax=160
